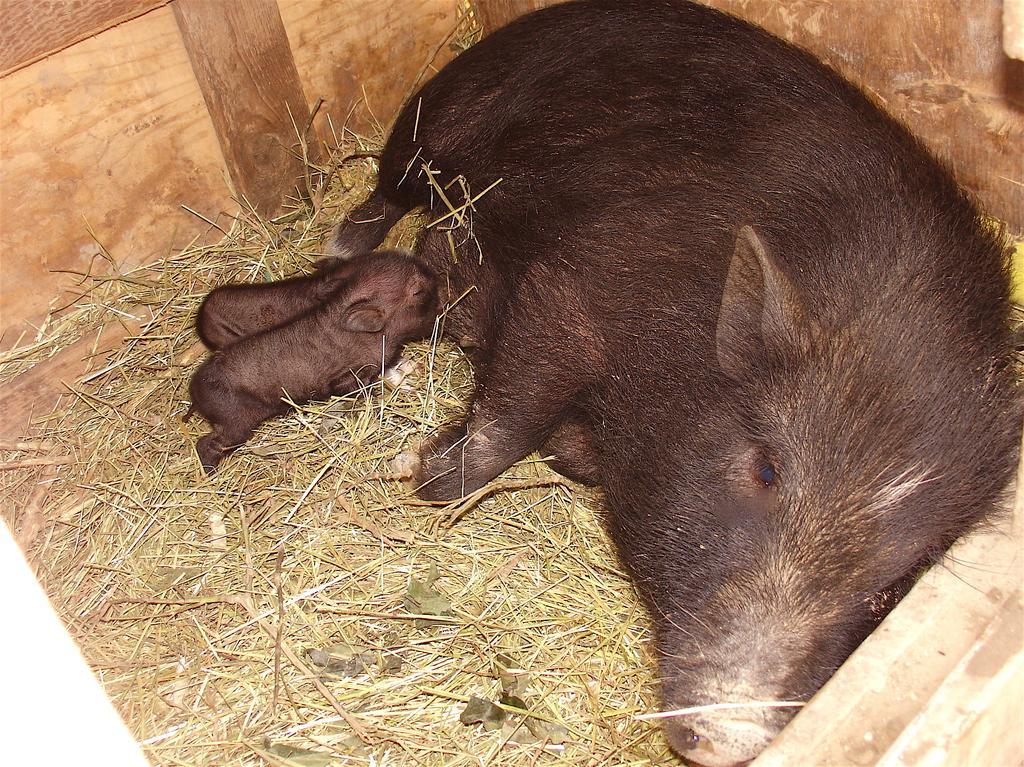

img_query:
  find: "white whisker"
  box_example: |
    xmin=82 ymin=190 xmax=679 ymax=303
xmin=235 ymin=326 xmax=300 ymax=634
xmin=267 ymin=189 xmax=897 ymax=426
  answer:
xmin=636 ymin=700 xmax=806 ymax=721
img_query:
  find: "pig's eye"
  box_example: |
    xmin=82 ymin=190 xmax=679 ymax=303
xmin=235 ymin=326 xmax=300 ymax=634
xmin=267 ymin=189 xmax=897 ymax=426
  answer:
xmin=753 ymin=458 xmax=778 ymax=488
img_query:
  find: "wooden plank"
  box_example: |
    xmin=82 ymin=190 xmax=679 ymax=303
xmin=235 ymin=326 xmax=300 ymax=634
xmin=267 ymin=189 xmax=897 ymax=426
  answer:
xmin=0 ymin=0 xmax=170 ymax=77
xmin=754 ymin=432 xmax=1024 ymax=766
xmin=0 ymin=320 xmax=140 ymax=440
xmin=173 ymin=0 xmax=316 ymax=216
xmin=278 ymin=0 xmax=461 ymax=140
xmin=473 ymin=0 xmax=543 ymax=33
xmin=884 ymin=598 xmax=1022 ymax=767
xmin=1007 ymin=0 xmax=1024 ymax=60
xmin=0 ymin=6 xmax=235 ymax=350
xmin=0 ymin=522 xmax=151 ymax=766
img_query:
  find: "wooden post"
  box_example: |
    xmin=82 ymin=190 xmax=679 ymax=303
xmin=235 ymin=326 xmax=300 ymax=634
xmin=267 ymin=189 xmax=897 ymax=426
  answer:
xmin=473 ymin=0 xmax=546 ymax=34
xmin=173 ymin=0 xmax=315 ymax=215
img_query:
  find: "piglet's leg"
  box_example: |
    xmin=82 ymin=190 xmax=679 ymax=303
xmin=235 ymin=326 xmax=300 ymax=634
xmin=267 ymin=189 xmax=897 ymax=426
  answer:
xmin=195 ymin=418 xmax=260 ymax=474
xmin=196 ymin=432 xmax=229 ymax=473
xmin=321 ymin=188 xmax=407 ymax=263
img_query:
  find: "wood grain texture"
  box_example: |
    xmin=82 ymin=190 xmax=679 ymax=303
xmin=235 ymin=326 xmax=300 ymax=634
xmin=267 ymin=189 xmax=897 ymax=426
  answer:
xmin=174 ymin=0 xmax=314 ymax=215
xmin=1006 ymin=0 xmax=1024 ymax=59
xmin=279 ymin=0 xmax=460 ymax=140
xmin=0 ymin=0 xmax=170 ymax=76
xmin=473 ymin=0 xmax=544 ymax=32
xmin=0 ymin=6 xmax=235 ymax=348
xmin=0 ymin=320 xmax=139 ymax=439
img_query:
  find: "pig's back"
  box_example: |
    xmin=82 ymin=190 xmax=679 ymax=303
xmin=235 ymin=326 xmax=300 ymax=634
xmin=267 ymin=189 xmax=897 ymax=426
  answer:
xmin=383 ymin=1 xmax=1008 ymax=319
xmin=385 ymin=0 xmax=1014 ymax=432
xmin=383 ymin=1 xmax=905 ymax=213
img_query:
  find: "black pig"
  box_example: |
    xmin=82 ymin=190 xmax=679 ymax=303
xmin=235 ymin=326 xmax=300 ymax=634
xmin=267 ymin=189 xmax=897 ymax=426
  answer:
xmin=327 ymin=1 xmax=1020 ymax=763
xmin=189 ymin=251 xmax=438 ymax=472
xmin=197 ymin=260 xmax=350 ymax=350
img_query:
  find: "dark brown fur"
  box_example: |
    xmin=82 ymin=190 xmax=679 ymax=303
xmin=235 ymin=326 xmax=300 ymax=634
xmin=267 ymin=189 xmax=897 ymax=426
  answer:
xmin=327 ymin=2 xmax=1020 ymax=764
xmin=189 ymin=251 xmax=438 ymax=473
xmin=197 ymin=259 xmax=351 ymax=350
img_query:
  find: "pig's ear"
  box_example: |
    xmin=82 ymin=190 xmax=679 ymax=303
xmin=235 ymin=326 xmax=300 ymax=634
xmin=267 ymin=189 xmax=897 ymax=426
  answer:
xmin=716 ymin=225 xmax=808 ymax=379
xmin=342 ymin=301 xmax=386 ymax=333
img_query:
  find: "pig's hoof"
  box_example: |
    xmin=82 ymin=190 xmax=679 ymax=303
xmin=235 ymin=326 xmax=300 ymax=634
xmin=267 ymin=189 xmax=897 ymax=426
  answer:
xmin=196 ymin=435 xmax=225 ymax=474
xmin=411 ymin=425 xmax=484 ymax=502
xmin=389 ymin=449 xmax=421 ymax=480
xmin=383 ymin=357 xmax=421 ymax=390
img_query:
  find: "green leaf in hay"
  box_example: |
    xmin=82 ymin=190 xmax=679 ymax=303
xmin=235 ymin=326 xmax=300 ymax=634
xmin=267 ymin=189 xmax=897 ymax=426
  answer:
xmin=494 ymin=652 xmax=529 ymax=696
xmin=502 ymin=719 xmax=541 ymax=745
xmin=379 ymin=651 xmax=404 ymax=674
xmin=264 ymin=742 xmax=334 ymax=767
xmin=498 ymin=692 xmax=568 ymax=746
xmin=148 ymin=566 xmax=205 ymax=592
xmin=460 ymin=695 xmax=506 ymax=731
xmin=403 ymin=564 xmax=453 ymax=617
xmin=525 ymin=717 xmax=568 ymax=746
xmin=304 ymin=642 xmax=372 ymax=678
xmin=498 ymin=692 xmax=528 ymax=712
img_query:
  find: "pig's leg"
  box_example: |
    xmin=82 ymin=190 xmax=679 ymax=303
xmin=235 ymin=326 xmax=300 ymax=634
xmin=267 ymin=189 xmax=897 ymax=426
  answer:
xmin=196 ymin=431 xmax=230 ymax=473
xmin=415 ymin=292 xmax=599 ymax=500
xmin=194 ymin=415 xmax=262 ymax=474
xmin=321 ymin=188 xmax=407 ymax=263
xmin=540 ymin=411 xmax=601 ymax=486
xmin=414 ymin=392 xmax=567 ymax=501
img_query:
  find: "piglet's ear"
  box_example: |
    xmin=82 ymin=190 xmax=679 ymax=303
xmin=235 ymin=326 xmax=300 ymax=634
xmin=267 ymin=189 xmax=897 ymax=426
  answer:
xmin=342 ymin=301 xmax=386 ymax=333
xmin=715 ymin=225 xmax=808 ymax=379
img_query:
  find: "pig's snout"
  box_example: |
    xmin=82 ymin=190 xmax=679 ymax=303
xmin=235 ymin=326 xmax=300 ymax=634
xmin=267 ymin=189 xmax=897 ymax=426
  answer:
xmin=663 ymin=706 xmax=778 ymax=767
xmin=659 ymin=628 xmax=804 ymax=765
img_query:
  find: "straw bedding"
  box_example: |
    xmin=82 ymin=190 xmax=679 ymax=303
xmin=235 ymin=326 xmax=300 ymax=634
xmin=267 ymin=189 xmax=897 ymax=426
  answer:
xmin=0 ymin=118 xmax=673 ymax=765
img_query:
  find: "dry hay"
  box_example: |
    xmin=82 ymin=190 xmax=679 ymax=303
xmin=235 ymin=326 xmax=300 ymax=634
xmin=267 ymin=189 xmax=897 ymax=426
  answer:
xmin=0 ymin=108 xmax=673 ymax=767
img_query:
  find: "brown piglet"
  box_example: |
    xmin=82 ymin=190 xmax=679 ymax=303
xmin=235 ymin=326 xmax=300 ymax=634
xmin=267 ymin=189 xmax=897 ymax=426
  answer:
xmin=196 ymin=258 xmax=354 ymax=350
xmin=188 ymin=251 xmax=438 ymax=473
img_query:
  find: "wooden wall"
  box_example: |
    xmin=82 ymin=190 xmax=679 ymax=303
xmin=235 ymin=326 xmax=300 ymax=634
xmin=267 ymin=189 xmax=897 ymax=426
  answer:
xmin=0 ymin=0 xmax=459 ymax=350
xmin=474 ymin=0 xmax=1024 ymax=233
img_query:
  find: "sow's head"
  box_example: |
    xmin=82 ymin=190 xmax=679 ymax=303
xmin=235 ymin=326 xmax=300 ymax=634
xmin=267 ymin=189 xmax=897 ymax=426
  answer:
xmin=626 ymin=226 xmax=1019 ymax=766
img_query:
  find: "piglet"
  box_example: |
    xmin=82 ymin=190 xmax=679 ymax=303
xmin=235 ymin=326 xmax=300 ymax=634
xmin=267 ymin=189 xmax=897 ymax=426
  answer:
xmin=188 ymin=251 xmax=438 ymax=473
xmin=197 ymin=258 xmax=351 ymax=350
